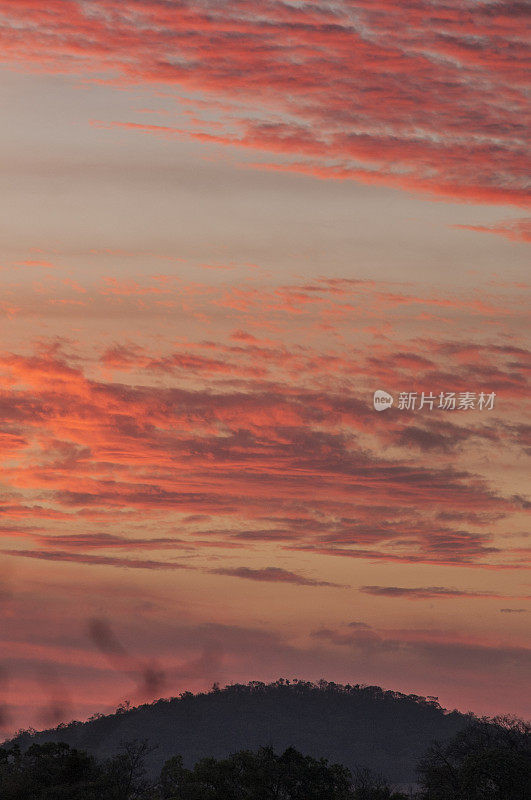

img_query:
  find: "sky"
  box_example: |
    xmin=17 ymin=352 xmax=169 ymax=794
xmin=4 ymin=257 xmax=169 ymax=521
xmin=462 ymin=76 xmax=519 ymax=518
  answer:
xmin=0 ymin=0 xmax=530 ymax=736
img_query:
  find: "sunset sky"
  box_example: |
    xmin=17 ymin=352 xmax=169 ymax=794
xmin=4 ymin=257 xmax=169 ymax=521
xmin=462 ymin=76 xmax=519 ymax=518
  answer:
xmin=0 ymin=0 xmax=529 ymax=736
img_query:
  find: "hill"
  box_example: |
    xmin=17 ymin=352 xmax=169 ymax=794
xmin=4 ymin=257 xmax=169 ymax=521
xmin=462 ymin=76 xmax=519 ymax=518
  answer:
xmin=6 ymin=679 xmax=469 ymax=786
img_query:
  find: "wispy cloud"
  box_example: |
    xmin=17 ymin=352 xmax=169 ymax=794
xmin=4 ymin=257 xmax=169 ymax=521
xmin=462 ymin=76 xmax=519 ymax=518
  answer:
xmin=210 ymin=566 xmax=346 ymax=588
xmin=454 ymin=219 xmax=531 ymax=243
xmin=360 ymin=585 xmax=527 ymax=601
xmin=1 ymin=549 xmax=192 ymax=571
xmin=0 ymin=1 xmax=528 ymax=209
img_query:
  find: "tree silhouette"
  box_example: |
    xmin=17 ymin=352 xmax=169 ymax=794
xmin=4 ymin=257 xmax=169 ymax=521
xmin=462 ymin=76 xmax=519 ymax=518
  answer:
xmin=102 ymin=739 xmax=154 ymax=800
xmin=351 ymin=766 xmax=409 ymax=799
xmin=417 ymin=715 xmax=530 ymax=800
xmin=157 ymin=746 xmax=353 ymax=799
xmin=0 ymin=740 xmax=101 ymax=799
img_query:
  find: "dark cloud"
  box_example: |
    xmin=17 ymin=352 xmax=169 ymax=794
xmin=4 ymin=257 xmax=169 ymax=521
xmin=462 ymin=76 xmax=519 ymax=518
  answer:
xmin=31 ymin=532 xmax=191 ymax=550
xmin=88 ymin=619 xmax=128 ymax=659
xmin=210 ymin=566 xmax=345 ymax=588
xmin=88 ymin=618 xmax=167 ymax=702
xmin=360 ymin=586 xmax=510 ymax=600
xmin=311 ymin=623 xmax=531 ymax=677
xmin=420 ymin=531 xmax=500 ymax=561
xmin=2 ymin=549 xmax=191 ymax=571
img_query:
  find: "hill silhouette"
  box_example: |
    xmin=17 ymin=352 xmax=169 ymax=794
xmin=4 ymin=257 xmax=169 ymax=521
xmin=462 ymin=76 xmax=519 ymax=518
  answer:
xmin=6 ymin=679 xmax=469 ymax=786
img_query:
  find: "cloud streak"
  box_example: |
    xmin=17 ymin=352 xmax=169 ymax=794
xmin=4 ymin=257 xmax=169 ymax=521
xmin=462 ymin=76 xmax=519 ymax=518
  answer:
xmin=360 ymin=585 xmax=527 ymax=601
xmin=210 ymin=566 xmax=346 ymax=588
xmin=1 ymin=549 xmax=191 ymax=572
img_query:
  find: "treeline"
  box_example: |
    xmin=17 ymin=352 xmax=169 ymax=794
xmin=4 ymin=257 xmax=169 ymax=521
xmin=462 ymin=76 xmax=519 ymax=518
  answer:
xmin=14 ymin=678 xmax=455 ymax=740
xmin=9 ymin=679 xmax=468 ymax=785
xmin=0 ymin=741 xmax=403 ymax=799
xmin=0 ymin=715 xmax=529 ymax=800
xmin=169 ymin=679 xmax=447 ymax=709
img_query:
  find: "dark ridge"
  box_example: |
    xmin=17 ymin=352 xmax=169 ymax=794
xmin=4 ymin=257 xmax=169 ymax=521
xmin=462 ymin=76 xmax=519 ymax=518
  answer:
xmin=5 ymin=679 xmax=469 ymax=785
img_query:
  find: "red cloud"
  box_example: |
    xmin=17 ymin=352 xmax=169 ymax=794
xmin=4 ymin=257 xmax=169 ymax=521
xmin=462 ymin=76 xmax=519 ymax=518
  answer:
xmin=0 ymin=277 xmax=528 ymax=581
xmin=0 ymin=1 xmax=529 ymax=208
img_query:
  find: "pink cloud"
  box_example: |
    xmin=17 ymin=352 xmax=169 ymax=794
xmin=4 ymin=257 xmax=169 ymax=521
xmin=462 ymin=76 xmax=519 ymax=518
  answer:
xmin=454 ymin=219 xmax=531 ymax=243
xmin=0 ymin=1 xmax=528 ymax=208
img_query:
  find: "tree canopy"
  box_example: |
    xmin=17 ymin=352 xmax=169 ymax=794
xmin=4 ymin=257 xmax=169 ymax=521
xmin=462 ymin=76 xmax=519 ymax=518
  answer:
xmin=2 ymin=701 xmax=528 ymax=799
xmin=0 ymin=741 xmax=409 ymax=799
xmin=417 ymin=715 xmax=530 ymax=800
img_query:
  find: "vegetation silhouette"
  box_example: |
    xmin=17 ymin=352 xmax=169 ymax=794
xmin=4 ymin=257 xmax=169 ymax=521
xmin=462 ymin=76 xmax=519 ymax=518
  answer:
xmin=1 ymin=714 xmax=529 ymax=799
xmin=417 ymin=715 xmax=530 ymax=799
xmin=0 ymin=740 xmax=409 ymax=799
xmin=5 ymin=679 xmax=468 ymax=785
